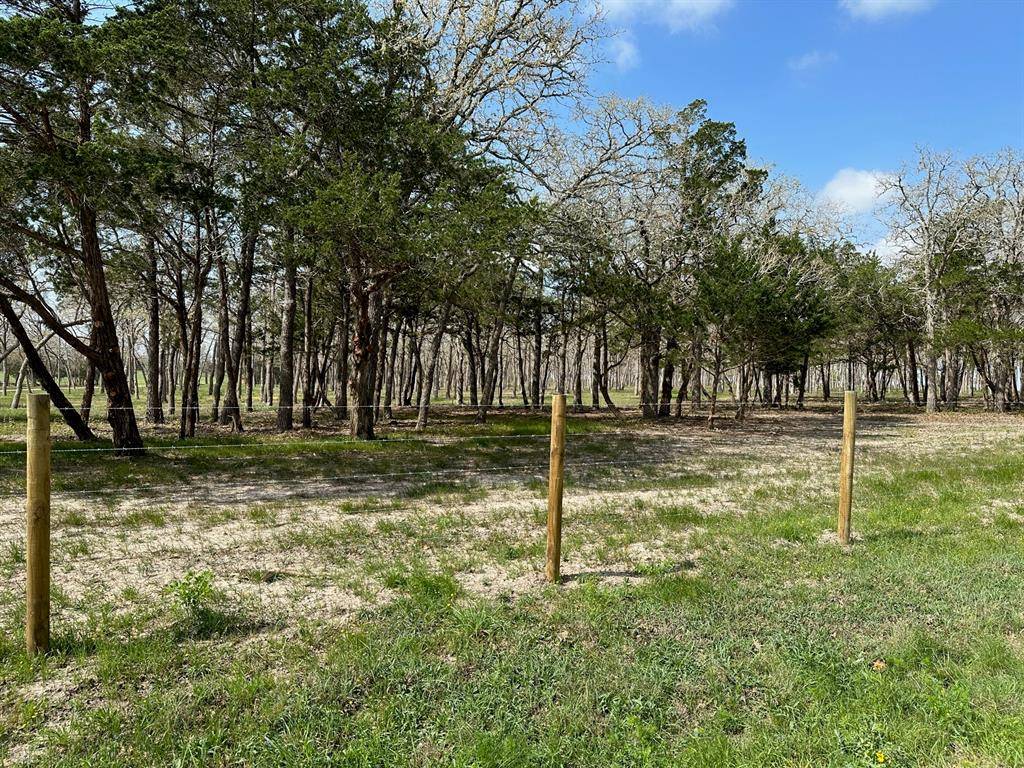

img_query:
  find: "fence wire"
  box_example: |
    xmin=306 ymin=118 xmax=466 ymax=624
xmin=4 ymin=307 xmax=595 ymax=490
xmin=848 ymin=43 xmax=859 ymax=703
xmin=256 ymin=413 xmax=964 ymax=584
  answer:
xmin=0 ymin=405 xmax=960 ymax=520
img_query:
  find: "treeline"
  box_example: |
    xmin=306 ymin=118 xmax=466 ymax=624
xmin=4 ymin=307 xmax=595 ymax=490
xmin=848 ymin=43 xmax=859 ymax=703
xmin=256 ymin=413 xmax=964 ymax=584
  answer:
xmin=0 ymin=1 xmax=1021 ymax=451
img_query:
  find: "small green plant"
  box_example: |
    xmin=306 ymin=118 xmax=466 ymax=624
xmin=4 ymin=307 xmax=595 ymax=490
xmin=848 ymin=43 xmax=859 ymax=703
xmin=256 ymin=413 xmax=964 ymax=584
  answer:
xmin=63 ymin=509 xmax=88 ymax=526
xmin=122 ymin=508 xmax=167 ymax=528
xmin=246 ymin=505 xmax=274 ymax=524
xmin=381 ymin=563 xmax=460 ymax=603
xmin=2 ymin=540 xmax=25 ymax=577
xmin=64 ymin=538 xmax=90 ymax=558
xmin=164 ymin=570 xmax=231 ymax=636
xmin=165 ymin=569 xmax=217 ymax=611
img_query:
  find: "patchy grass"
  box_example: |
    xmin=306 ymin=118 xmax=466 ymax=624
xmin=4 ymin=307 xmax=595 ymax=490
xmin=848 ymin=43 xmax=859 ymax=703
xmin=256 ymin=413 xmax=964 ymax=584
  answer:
xmin=0 ymin=408 xmax=1022 ymax=765
xmin=0 ymin=409 xmax=640 ymax=502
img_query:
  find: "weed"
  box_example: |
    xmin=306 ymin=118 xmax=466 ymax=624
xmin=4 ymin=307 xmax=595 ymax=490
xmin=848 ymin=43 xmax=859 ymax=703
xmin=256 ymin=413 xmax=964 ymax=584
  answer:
xmin=163 ymin=570 xmax=234 ymax=637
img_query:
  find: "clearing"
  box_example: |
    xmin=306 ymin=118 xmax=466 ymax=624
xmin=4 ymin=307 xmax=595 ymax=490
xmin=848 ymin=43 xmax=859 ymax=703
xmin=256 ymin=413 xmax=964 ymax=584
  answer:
xmin=0 ymin=404 xmax=1022 ymax=766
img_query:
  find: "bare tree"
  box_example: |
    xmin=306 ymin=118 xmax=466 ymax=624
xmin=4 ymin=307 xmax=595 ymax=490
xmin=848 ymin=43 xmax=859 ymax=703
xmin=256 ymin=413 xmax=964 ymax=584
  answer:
xmin=880 ymin=149 xmax=981 ymax=413
xmin=965 ymin=149 xmax=1024 ymax=411
xmin=394 ymin=0 xmax=602 ymax=161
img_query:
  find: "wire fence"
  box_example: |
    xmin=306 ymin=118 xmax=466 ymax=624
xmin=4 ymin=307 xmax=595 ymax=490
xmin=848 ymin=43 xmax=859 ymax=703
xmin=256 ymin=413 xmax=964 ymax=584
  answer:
xmin=0 ymin=393 xmax=826 ymax=513
xmin=54 ymin=458 xmax=673 ymax=500
xmin=0 ymin=427 xmax=767 ymax=455
xmin=0 ymin=401 xmax=670 ymax=438
xmin=0 ymin=401 xmax=907 ymax=507
xmin=8 ymin=391 xmax=1011 ymax=663
xmin=16 ymin=404 xmax=612 ymax=413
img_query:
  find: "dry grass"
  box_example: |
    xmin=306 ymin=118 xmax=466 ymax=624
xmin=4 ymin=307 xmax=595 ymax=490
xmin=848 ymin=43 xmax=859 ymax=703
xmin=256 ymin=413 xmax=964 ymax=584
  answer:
xmin=2 ymin=405 xmax=1019 ymax=626
xmin=1 ymin=404 xmax=1023 ymax=766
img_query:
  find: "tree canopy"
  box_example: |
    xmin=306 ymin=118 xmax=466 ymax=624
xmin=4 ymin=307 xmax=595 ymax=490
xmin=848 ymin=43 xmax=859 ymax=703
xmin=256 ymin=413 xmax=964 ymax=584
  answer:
xmin=1 ymin=0 xmax=1021 ymax=449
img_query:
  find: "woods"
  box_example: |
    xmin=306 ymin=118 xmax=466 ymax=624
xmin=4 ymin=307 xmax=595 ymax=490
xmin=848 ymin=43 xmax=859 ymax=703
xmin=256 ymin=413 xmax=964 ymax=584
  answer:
xmin=1 ymin=0 xmax=1022 ymax=449
xmin=3 ymin=3 xmax=1024 ymax=764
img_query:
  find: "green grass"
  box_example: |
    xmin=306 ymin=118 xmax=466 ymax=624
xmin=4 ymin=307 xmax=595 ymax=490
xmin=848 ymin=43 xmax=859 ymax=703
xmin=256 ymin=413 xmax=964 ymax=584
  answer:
xmin=0 ymin=410 xmax=1022 ymax=766
xmin=0 ymin=405 xmax=645 ymax=501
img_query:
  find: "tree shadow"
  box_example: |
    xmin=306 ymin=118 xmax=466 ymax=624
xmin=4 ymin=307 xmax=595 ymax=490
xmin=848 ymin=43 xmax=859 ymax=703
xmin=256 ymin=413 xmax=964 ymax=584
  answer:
xmin=560 ymin=562 xmax=692 ymax=583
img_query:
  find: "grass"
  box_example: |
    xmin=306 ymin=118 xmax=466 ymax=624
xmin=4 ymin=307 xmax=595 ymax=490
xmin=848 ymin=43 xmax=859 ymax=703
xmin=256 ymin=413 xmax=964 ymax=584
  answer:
xmin=0 ymin=407 xmax=1022 ymax=765
xmin=0 ymin=408 xmax=642 ymax=501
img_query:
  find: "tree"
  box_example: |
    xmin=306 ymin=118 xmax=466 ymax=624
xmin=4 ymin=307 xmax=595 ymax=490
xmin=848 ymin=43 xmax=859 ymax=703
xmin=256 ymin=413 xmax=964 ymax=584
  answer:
xmin=880 ymin=149 xmax=981 ymax=413
xmin=0 ymin=2 xmax=149 ymax=450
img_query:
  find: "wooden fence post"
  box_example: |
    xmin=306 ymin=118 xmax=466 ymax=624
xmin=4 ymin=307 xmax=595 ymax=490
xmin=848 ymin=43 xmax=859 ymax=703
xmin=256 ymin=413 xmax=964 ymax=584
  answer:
xmin=837 ymin=390 xmax=856 ymax=545
xmin=545 ymin=394 xmax=567 ymax=583
xmin=26 ymin=393 xmax=51 ymax=655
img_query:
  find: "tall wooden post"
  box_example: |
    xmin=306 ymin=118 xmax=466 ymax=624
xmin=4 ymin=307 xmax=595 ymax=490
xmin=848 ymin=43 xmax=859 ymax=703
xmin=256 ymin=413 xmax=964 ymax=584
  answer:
xmin=545 ymin=394 xmax=567 ymax=583
xmin=26 ymin=393 xmax=51 ymax=654
xmin=837 ymin=390 xmax=856 ymax=545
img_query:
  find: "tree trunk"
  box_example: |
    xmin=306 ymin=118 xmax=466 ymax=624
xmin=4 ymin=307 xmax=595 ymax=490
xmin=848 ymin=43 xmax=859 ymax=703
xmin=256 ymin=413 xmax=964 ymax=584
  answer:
xmin=221 ymin=226 xmax=256 ymax=431
xmin=416 ymin=304 xmax=456 ymax=431
xmin=81 ymin=359 xmax=95 ymax=423
xmin=11 ymin=359 xmax=27 ymax=408
xmin=674 ymin=357 xmax=690 ymax=418
xmin=145 ymin=239 xmax=164 ymax=424
xmin=402 ymin=323 xmax=418 ymax=406
xmin=796 ymin=352 xmax=809 ymax=409
xmin=735 ymin=361 xmax=750 ymax=420
xmin=263 ymin=281 xmax=276 ymax=406
xmin=177 ymin=254 xmax=207 ymax=441
xmin=658 ymin=337 xmax=677 ymax=417
xmin=922 ymin=270 xmax=939 ymax=413
xmin=639 ymin=325 xmax=661 ymax=418
xmin=245 ymin=312 xmax=253 ymax=412
xmin=531 ymin=270 xmax=543 ymax=409
xmin=992 ymin=348 xmax=1009 ymax=413
xmin=907 ymin=340 xmax=921 ymax=406
xmin=335 ymin=288 xmax=351 ymax=420
xmin=411 ymin=328 xmax=424 ymax=410
xmin=707 ymin=338 xmax=722 ymax=429
xmin=211 ymin=327 xmax=225 ymax=424
xmin=689 ymin=336 xmax=703 ymax=411
xmin=515 ymin=333 xmax=530 ymax=406
xmin=79 ymin=205 xmax=143 ymax=452
xmin=301 ymin=277 xmax=314 ymax=428
xmin=277 ymin=250 xmax=297 ymax=431
xmin=944 ymin=348 xmax=961 ymax=408
xmin=373 ymin=309 xmax=389 ymax=417
xmin=382 ymin=314 xmax=401 ymax=421
xmin=349 ymin=285 xmax=380 ymax=440
xmin=0 ymin=297 xmax=96 ymax=441
xmin=463 ymin=322 xmax=479 ymax=407
xmin=572 ymin=333 xmax=585 ymax=408
xmin=477 ymin=259 xmax=521 ymax=422
xmin=598 ymin=320 xmax=617 ymax=410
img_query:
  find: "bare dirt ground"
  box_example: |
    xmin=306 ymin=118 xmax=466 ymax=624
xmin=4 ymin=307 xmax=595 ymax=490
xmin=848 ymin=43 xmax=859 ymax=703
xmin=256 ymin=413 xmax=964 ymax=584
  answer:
xmin=2 ymin=406 xmax=1021 ymax=632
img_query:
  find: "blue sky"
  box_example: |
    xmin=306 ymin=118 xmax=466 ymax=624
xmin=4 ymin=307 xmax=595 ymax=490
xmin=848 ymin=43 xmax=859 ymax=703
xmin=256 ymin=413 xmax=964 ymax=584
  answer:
xmin=591 ymin=0 xmax=1024 ymax=247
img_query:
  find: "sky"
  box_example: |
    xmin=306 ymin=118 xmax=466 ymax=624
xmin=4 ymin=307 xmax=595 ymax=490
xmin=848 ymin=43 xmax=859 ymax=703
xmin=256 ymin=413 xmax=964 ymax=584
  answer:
xmin=590 ymin=0 xmax=1024 ymax=251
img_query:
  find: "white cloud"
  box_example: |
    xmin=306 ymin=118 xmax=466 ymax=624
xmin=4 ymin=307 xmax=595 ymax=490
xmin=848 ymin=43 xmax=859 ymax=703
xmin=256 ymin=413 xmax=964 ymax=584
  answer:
xmin=871 ymin=233 xmax=913 ymax=262
xmin=818 ymin=168 xmax=893 ymax=215
xmin=601 ymin=0 xmax=733 ymax=32
xmin=787 ymin=50 xmax=838 ymax=72
xmin=839 ymin=0 xmax=935 ymax=21
xmin=610 ymin=34 xmax=640 ymax=71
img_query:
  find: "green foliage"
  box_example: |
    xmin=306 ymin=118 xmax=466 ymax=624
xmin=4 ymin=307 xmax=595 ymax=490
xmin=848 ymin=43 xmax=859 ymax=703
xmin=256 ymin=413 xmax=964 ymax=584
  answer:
xmin=163 ymin=570 xmax=232 ymax=637
xmin=828 ymin=247 xmax=920 ymax=372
